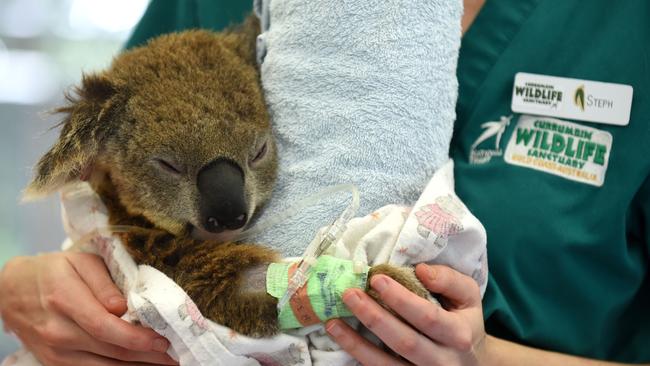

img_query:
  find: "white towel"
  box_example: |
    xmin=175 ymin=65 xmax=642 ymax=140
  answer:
xmin=252 ymin=0 xmax=464 ymax=257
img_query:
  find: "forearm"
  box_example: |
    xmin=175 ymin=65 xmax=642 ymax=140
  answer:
xmin=462 ymin=0 xmax=485 ymax=35
xmin=483 ymin=335 xmax=650 ymax=366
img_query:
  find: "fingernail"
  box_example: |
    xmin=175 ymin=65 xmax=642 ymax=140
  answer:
xmin=108 ymin=296 xmax=125 ymax=307
xmin=342 ymin=290 xmax=361 ymax=307
xmin=371 ymin=275 xmax=389 ymax=293
xmin=427 ymin=267 xmax=436 ymax=282
xmin=419 ymin=264 xmax=435 ymax=282
xmin=152 ymin=338 xmax=169 ymax=352
xmin=326 ymin=321 xmax=342 ymax=337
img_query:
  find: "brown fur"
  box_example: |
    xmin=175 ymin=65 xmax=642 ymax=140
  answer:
xmin=26 ymin=16 xmax=428 ymax=337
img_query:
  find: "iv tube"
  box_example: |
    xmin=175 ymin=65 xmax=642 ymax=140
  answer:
xmin=231 ymin=184 xmax=360 ymax=243
xmin=74 ymin=184 xmax=361 ymax=311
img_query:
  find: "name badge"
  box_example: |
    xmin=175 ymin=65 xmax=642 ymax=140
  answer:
xmin=511 ymin=73 xmax=633 ymax=126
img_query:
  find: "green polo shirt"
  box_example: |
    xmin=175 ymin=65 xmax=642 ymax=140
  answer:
xmin=453 ymin=1 xmax=649 ymax=362
xmin=126 ymin=0 xmax=649 ymax=362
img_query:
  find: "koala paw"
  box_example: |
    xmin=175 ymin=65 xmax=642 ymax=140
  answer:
xmin=366 ymin=264 xmax=435 ymax=310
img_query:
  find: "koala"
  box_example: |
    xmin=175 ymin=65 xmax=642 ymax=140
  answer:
xmin=25 ymin=16 xmax=429 ymax=337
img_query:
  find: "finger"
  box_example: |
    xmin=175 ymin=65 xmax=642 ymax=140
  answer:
xmin=370 ymin=274 xmax=473 ymax=350
xmin=66 ymin=252 xmax=127 ymax=316
xmin=40 ymin=348 xmax=175 ymax=366
xmin=416 ymin=264 xmax=481 ymax=308
xmin=341 ymin=288 xmax=441 ymax=365
xmin=91 ymin=343 xmax=179 ymax=365
xmin=37 ymin=316 xmax=177 ymax=365
xmin=26 ymin=309 xmax=176 ymax=365
xmin=325 ymin=319 xmax=408 ymax=366
xmin=45 ymin=262 xmax=170 ymax=353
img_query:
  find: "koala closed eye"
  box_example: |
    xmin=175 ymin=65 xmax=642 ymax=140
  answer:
xmin=249 ymin=141 xmax=268 ymax=166
xmin=152 ymin=158 xmax=184 ymax=176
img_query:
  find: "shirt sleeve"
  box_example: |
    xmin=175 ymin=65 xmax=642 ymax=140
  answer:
xmin=124 ymin=0 xmax=252 ymax=50
xmin=125 ymin=0 xmax=200 ymax=49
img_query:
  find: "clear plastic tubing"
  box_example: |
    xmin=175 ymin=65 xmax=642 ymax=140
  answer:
xmin=79 ymin=184 xmax=361 ymax=312
xmin=231 ymin=183 xmax=360 ymax=243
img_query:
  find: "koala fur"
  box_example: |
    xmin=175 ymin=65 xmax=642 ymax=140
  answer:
xmin=26 ymin=16 xmax=428 ymax=337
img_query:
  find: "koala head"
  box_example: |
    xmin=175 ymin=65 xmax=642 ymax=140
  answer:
xmin=25 ymin=17 xmax=277 ymax=240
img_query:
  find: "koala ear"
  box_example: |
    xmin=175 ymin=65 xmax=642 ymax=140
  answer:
xmin=23 ymin=73 xmax=121 ymax=200
xmin=224 ymin=14 xmax=261 ymax=66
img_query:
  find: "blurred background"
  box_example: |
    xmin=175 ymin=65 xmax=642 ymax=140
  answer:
xmin=0 ymin=0 xmax=149 ymax=358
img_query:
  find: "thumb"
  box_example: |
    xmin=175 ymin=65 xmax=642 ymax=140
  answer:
xmin=66 ymin=252 xmax=127 ymax=315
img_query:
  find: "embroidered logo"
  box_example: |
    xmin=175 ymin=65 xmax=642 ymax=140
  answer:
xmin=504 ymin=115 xmax=612 ymax=186
xmin=469 ymin=115 xmax=513 ymax=164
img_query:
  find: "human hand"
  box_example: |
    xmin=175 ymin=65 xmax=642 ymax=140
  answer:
xmin=0 ymin=252 xmax=178 ymax=366
xmin=325 ymin=264 xmax=487 ymax=366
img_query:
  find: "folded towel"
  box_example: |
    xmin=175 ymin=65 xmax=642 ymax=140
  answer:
xmin=252 ymin=0 xmax=464 ymax=257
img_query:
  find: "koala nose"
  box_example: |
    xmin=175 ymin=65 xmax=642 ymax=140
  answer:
xmin=197 ymin=158 xmax=248 ymax=233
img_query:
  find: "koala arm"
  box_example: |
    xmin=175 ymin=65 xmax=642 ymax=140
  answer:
xmin=119 ymin=229 xmax=431 ymax=339
xmin=120 ymin=230 xmax=282 ymax=337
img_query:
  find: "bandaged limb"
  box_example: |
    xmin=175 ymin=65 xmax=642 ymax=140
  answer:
xmin=267 ymin=256 xmax=369 ymax=329
xmin=266 ymin=256 xmax=430 ymax=330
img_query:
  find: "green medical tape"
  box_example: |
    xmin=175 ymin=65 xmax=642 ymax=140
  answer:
xmin=266 ymin=255 xmax=370 ymax=329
